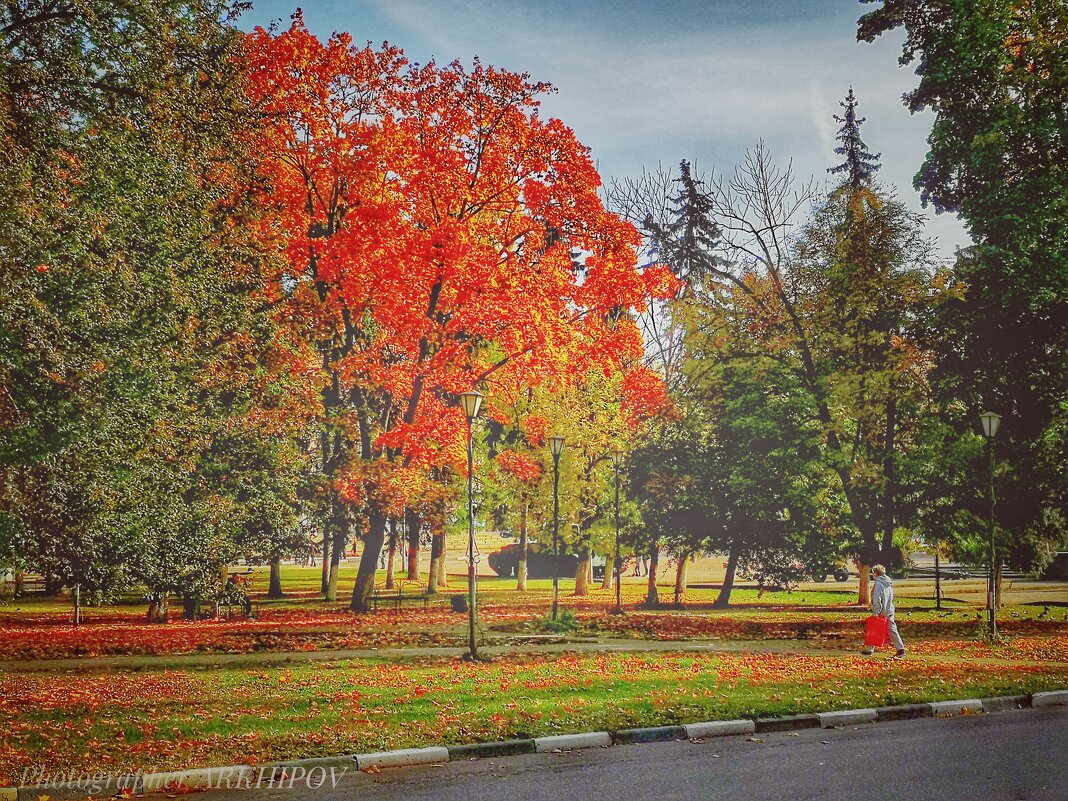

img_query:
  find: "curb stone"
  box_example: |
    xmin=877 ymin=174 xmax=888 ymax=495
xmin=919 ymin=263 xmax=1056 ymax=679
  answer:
xmin=981 ymin=695 xmax=1030 ymax=713
xmin=684 ymin=719 xmax=755 ymax=739
xmin=141 ymin=766 xmax=252 ymax=792
xmin=447 ymin=740 xmax=536 ymax=759
xmin=875 ymin=703 xmax=933 ymax=722
xmin=1032 ymin=690 xmax=1068 ymax=708
xmin=754 ymin=713 xmax=820 ymax=733
xmin=930 ymin=699 xmax=984 ymax=717
xmin=534 ymin=732 xmax=612 ymax=752
xmin=611 ymin=726 xmax=686 ymax=744
xmin=817 ymin=708 xmax=878 ymax=728
xmin=355 ymin=747 xmax=449 ymax=770
xmin=12 ymin=774 xmax=142 ymax=800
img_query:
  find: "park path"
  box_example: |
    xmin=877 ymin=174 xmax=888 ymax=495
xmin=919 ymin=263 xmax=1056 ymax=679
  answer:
xmin=1 ymin=634 xmax=1059 ymax=673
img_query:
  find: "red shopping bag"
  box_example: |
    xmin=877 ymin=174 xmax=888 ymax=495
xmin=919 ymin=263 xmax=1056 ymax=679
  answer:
xmin=864 ymin=615 xmax=890 ymax=647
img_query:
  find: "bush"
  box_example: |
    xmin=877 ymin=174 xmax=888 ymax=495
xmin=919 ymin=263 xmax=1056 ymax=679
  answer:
xmin=537 ymin=608 xmax=580 ymax=634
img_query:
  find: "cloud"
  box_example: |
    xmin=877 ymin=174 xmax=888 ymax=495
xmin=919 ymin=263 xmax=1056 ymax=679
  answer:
xmin=247 ymin=0 xmax=971 ymax=255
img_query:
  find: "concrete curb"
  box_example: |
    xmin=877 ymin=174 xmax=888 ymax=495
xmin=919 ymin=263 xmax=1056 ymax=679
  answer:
xmin=1032 ymin=690 xmax=1068 ymax=708
xmin=611 ymin=725 xmax=687 ymax=744
xmin=355 ymin=747 xmax=449 ymax=770
xmin=875 ymin=703 xmax=934 ymax=722
xmin=981 ymin=694 xmax=1030 ymax=713
xmin=534 ymin=732 xmax=612 ymax=752
xmin=930 ymin=699 xmax=984 ymax=717
xmin=817 ymin=708 xmax=878 ymax=728
xmin=7 ymin=690 xmax=1065 ymax=796
xmin=755 ymin=713 xmax=820 ymax=732
xmin=12 ymin=775 xmax=142 ymax=798
xmin=447 ymin=739 xmax=536 ymax=759
xmin=684 ymin=719 xmax=756 ymax=739
xmin=141 ymin=766 xmax=253 ymax=793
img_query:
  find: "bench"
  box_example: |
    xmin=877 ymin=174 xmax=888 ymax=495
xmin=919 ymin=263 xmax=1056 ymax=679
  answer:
xmin=371 ymin=581 xmax=431 ymax=611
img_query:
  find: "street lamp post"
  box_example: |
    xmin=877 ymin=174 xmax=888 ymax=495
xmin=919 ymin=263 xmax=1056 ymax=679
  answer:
xmin=980 ymin=410 xmax=1002 ymax=639
xmin=549 ymin=435 xmax=565 ymax=621
xmin=460 ymin=391 xmax=484 ymax=660
xmin=610 ymin=447 xmax=624 ymax=615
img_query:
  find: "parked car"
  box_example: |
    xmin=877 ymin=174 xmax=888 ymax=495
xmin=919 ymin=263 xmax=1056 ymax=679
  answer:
xmin=487 ymin=543 xmax=578 ymax=579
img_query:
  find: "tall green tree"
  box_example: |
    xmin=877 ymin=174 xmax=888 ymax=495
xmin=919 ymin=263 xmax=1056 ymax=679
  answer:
xmin=859 ymin=0 xmax=1068 ymax=572
xmin=0 ymin=1 xmax=300 ymax=616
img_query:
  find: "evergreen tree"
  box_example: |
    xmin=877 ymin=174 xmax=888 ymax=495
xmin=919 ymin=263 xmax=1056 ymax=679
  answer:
xmin=644 ymin=160 xmax=722 ymax=291
xmin=828 ymin=87 xmax=882 ymax=190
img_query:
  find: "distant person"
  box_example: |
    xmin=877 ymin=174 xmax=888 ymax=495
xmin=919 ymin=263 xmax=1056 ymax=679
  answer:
xmin=861 ymin=564 xmax=905 ymax=659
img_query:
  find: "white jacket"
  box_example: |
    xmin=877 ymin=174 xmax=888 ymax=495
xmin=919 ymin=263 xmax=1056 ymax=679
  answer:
xmin=870 ymin=574 xmax=895 ymax=617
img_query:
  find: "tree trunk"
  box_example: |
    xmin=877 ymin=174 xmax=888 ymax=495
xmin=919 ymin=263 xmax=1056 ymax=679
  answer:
xmin=574 ymin=540 xmax=590 ymax=597
xmin=856 ymin=559 xmax=870 ymax=606
xmin=438 ymin=531 xmax=448 ymax=587
xmin=386 ymin=521 xmax=399 ymax=589
xmin=73 ymin=583 xmax=81 ymax=627
xmin=267 ymin=556 xmax=284 ymax=599
xmin=146 ymin=592 xmax=169 ymax=623
xmin=406 ymin=508 xmax=421 ymax=580
xmin=995 ymin=560 xmax=1005 ymax=610
xmin=14 ymin=570 xmax=23 ymax=598
xmin=644 ymin=545 xmax=660 ymax=607
xmin=427 ymin=526 xmax=445 ymax=594
xmin=350 ymin=512 xmax=388 ymax=612
xmin=320 ymin=530 xmax=331 ymax=596
xmin=713 ymin=541 xmax=741 ymax=608
xmin=600 ymin=552 xmax=613 ymax=591
xmin=325 ymin=521 xmax=346 ymax=602
xmin=673 ymin=553 xmax=689 ymax=605
xmin=882 ymin=391 xmax=897 ymax=559
xmin=517 ymin=504 xmax=528 ymax=591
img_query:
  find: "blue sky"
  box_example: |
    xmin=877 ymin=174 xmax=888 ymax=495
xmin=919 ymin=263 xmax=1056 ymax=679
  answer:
xmin=240 ymin=0 xmax=971 ymax=258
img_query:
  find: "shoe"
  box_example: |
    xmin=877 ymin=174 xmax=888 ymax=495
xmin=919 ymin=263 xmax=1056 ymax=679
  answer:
xmin=860 ymin=648 xmax=874 ymax=656
xmin=893 ymin=649 xmax=906 ymax=660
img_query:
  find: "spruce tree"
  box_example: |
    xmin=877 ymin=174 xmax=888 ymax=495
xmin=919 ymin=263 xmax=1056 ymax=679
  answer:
xmin=644 ymin=160 xmax=721 ymax=290
xmin=828 ymin=88 xmax=882 ymax=189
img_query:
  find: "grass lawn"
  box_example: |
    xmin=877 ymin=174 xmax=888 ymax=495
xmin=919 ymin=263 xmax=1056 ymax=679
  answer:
xmin=2 ymin=648 xmax=1066 ymax=785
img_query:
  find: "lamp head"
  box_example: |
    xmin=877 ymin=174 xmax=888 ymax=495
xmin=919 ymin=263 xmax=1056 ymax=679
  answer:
xmin=610 ymin=447 xmax=623 ymax=468
xmin=548 ymin=434 xmax=565 ymax=458
xmin=979 ymin=411 xmax=1002 ymax=439
xmin=459 ymin=391 xmax=484 ymax=421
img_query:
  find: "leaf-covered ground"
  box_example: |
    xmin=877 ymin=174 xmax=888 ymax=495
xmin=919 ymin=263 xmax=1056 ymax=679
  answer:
xmin=2 ymin=647 xmax=1066 ymax=786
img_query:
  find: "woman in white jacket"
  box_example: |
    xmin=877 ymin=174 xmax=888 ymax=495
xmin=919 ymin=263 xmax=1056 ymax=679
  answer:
xmin=861 ymin=564 xmax=906 ymax=658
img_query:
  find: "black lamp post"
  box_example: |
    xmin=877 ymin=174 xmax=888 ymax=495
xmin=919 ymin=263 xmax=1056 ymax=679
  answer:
xmin=980 ymin=410 xmax=1001 ymax=639
xmin=610 ymin=447 xmax=624 ymax=615
xmin=460 ymin=390 xmax=484 ymax=659
xmin=549 ymin=434 xmax=565 ymax=621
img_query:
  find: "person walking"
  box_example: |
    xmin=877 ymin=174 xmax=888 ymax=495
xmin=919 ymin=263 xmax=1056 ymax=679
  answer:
xmin=861 ymin=564 xmax=906 ymax=659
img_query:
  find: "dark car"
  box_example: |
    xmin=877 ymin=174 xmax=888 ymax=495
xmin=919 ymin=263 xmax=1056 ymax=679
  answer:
xmin=487 ymin=543 xmax=578 ymax=579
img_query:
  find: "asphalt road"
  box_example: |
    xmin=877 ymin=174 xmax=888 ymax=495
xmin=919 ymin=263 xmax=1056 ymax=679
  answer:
xmin=205 ymin=707 xmax=1068 ymax=801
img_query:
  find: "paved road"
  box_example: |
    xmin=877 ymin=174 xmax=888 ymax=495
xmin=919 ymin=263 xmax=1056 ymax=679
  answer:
xmin=205 ymin=707 xmax=1068 ymax=801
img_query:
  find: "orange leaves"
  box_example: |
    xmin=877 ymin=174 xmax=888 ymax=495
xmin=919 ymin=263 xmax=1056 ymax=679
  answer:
xmin=496 ymin=449 xmax=542 ymax=484
xmin=246 ymin=22 xmax=661 ymax=501
xmin=621 ymin=364 xmax=675 ymax=428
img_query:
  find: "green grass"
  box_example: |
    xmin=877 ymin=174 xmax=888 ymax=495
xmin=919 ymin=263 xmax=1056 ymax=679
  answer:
xmin=3 ymin=648 xmax=1065 ymax=784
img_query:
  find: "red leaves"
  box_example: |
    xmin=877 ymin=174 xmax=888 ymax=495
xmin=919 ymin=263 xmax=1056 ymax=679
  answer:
xmin=244 ymin=21 xmax=666 ymax=510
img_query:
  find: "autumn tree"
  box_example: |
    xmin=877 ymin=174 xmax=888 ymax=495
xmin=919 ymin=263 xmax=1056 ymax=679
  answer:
xmin=248 ymin=21 xmax=671 ymax=612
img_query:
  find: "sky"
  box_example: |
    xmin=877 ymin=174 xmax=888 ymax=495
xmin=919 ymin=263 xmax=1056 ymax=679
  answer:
xmin=240 ymin=0 xmax=972 ymax=259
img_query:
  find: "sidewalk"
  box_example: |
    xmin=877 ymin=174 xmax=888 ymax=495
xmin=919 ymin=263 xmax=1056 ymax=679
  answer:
xmin=1 ymin=634 xmax=1055 ymax=673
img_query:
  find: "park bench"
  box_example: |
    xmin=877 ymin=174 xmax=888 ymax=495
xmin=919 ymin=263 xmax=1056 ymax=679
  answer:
xmin=371 ymin=579 xmax=431 ymax=611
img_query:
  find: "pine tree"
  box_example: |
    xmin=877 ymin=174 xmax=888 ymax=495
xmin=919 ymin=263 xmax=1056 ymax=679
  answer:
xmin=828 ymin=88 xmax=881 ymax=189
xmin=644 ymin=160 xmax=721 ymax=290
